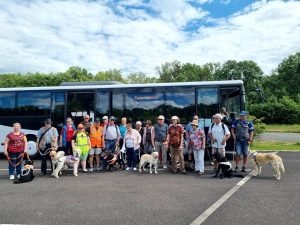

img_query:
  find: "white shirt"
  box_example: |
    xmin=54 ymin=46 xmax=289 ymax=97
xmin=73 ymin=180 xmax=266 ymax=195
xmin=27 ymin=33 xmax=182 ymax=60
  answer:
xmin=208 ymin=123 xmax=230 ymax=148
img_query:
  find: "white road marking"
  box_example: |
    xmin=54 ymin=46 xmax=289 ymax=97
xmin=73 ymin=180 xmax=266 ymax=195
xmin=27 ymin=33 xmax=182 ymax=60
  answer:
xmin=190 ymin=171 xmax=254 ymax=225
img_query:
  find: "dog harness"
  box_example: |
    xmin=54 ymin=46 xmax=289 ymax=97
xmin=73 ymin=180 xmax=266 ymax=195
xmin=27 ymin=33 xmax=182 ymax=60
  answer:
xmin=219 ymin=161 xmax=232 ymax=171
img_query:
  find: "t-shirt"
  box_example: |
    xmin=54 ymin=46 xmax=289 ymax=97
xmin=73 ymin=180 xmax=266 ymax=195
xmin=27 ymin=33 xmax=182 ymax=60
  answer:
xmin=6 ymin=132 xmax=27 ymax=153
xmin=168 ymin=125 xmax=184 ymax=147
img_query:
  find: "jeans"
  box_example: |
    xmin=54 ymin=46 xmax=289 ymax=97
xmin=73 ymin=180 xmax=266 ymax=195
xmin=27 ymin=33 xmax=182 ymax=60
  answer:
xmin=126 ymin=148 xmax=135 ymax=168
xmin=105 ymin=139 xmax=117 ymax=153
xmin=235 ymin=140 xmax=249 ymax=156
xmin=8 ymin=152 xmax=23 ymax=176
xmin=40 ymin=143 xmax=53 ymax=175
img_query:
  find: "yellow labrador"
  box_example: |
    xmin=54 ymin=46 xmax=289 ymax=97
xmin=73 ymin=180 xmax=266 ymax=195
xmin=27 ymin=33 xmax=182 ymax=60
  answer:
xmin=139 ymin=152 xmax=159 ymax=174
xmin=249 ymin=151 xmax=285 ymax=180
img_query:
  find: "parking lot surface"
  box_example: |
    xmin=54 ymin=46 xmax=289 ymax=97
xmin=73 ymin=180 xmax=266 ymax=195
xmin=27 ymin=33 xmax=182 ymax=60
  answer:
xmin=0 ymin=152 xmax=299 ymax=225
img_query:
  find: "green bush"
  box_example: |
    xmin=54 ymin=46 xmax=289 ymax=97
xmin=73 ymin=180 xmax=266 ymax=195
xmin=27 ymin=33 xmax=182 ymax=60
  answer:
xmin=248 ymin=115 xmax=266 ymax=139
xmin=249 ymin=96 xmax=300 ymax=124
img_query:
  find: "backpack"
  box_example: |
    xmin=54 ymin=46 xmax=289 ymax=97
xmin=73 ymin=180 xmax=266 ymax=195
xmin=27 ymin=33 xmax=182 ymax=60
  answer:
xmin=210 ymin=123 xmax=226 ymax=135
xmin=105 ymin=124 xmax=118 ymax=139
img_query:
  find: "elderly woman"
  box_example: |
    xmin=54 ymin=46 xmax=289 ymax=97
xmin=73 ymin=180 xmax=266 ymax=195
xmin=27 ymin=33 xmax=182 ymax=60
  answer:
xmin=167 ymin=116 xmax=186 ymax=174
xmin=4 ymin=123 xmax=28 ymax=180
xmin=142 ymin=120 xmax=155 ymax=154
xmin=186 ymin=120 xmax=206 ymax=175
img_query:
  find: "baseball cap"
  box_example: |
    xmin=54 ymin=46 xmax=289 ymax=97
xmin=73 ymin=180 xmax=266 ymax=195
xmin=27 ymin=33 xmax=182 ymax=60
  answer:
xmin=240 ymin=111 xmax=247 ymax=116
xmin=158 ymin=115 xmax=164 ymax=120
xmin=171 ymin=116 xmax=179 ymax=120
xmin=95 ymin=117 xmax=101 ymax=123
xmin=44 ymin=118 xmax=52 ymax=124
xmin=102 ymin=116 xmax=108 ymax=120
xmin=109 ymin=116 xmax=115 ymax=120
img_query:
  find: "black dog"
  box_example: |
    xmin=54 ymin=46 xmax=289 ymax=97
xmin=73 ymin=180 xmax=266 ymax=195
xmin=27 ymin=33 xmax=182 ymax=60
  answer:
xmin=14 ymin=160 xmax=34 ymax=184
xmin=213 ymin=153 xmax=244 ymax=179
xmin=101 ymin=151 xmax=119 ymax=171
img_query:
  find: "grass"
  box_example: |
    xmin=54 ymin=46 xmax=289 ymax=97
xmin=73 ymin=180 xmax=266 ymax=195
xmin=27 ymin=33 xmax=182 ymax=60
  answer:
xmin=265 ymin=124 xmax=300 ymax=133
xmin=251 ymin=140 xmax=300 ymax=151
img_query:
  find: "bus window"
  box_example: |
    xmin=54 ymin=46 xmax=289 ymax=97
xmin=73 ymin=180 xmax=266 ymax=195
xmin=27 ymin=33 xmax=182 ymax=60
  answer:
xmin=124 ymin=89 xmax=164 ymax=122
xmin=51 ymin=92 xmax=65 ymax=126
xmin=96 ymin=91 xmax=109 ymax=118
xmin=0 ymin=92 xmax=16 ymax=115
xmin=197 ymin=88 xmax=218 ymax=127
xmin=17 ymin=91 xmax=51 ymax=116
xmin=220 ymin=87 xmax=241 ymax=117
xmin=165 ymin=87 xmax=195 ymax=124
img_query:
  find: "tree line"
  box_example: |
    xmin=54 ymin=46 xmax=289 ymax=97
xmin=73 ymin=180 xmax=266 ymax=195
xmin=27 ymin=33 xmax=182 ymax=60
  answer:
xmin=1 ymin=52 xmax=299 ymax=124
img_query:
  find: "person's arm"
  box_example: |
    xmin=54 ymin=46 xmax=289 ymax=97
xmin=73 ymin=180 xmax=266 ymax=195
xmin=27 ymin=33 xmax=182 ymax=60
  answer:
xmin=222 ymin=125 xmax=231 ymax=145
xmin=3 ymin=137 xmax=9 ymax=156
xmin=179 ymin=130 xmax=184 ymax=150
xmin=151 ymin=127 xmax=155 ymax=147
xmin=116 ymin=126 xmax=121 ymax=145
xmin=71 ymin=139 xmax=76 ymax=152
xmin=23 ymin=136 xmax=28 ymax=154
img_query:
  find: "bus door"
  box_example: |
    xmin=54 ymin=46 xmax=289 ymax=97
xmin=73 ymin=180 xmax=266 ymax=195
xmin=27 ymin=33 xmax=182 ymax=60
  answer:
xmin=67 ymin=91 xmax=94 ymax=125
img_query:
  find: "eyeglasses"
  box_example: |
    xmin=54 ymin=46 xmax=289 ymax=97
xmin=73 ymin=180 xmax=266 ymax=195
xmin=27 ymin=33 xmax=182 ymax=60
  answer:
xmin=84 ymin=118 xmax=89 ymax=120
xmin=66 ymin=121 xmax=71 ymax=123
xmin=158 ymin=119 xmax=163 ymax=121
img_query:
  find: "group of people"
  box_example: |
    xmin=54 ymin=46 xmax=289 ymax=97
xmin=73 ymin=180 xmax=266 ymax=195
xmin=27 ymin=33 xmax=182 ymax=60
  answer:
xmin=3 ymin=110 xmax=254 ymax=180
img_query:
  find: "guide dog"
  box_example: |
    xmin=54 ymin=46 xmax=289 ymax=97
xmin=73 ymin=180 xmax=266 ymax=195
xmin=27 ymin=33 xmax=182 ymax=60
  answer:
xmin=14 ymin=160 xmax=34 ymax=184
xmin=249 ymin=151 xmax=285 ymax=180
xmin=139 ymin=152 xmax=159 ymax=174
xmin=101 ymin=151 xmax=119 ymax=171
xmin=213 ymin=152 xmax=244 ymax=179
xmin=50 ymin=149 xmax=80 ymax=178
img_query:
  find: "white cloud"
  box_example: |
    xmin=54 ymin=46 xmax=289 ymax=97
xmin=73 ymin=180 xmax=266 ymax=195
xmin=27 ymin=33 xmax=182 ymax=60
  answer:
xmin=0 ymin=0 xmax=299 ymax=77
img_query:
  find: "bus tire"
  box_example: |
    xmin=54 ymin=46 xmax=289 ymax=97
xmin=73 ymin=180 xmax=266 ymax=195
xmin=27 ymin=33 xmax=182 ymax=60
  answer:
xmin=26 ymin=134 xmax=38 ymax=159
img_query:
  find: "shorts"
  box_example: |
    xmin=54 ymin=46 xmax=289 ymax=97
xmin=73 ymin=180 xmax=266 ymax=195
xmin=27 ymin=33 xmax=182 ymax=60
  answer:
xmin=212 ymin=148 xmax=225 ymax=159
xmin=235 ymin=140 xmax=249 ymax=156
xmin=89 ymin=148 xmax=102 ymax=155
xmin=80 ymin=152 xmax=89 ymax=161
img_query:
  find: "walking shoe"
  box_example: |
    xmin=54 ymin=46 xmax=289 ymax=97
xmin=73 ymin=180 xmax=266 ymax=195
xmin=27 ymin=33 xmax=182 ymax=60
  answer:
xmin=82 ymin=169 xmax=88 ymax=173
xmin=126 ymin=167 xmax=130 ymax=171
xmin=9 ymin=175 xmax=15 ymax=180
xmin=88 ymin=168 xmax=93 ymax=172
xmin=96 ymin=166 xmax=102 ymax=171
xmin=234 ymin=167 xmax=239 ymax=172
xmin=242 ymin=166 xmax=246 ymax=173
xmin=198 ymin=172 xmax=204 ymax=175
xmin=163 ymin=165 xmax=168 ymax=170
xmin=133 ymin=167 xmax=137 ymax=171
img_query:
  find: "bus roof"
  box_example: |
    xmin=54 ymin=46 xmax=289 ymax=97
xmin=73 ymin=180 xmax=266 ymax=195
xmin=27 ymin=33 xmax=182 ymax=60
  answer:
xmin=0 ymin=80 xmax=243 ymax=92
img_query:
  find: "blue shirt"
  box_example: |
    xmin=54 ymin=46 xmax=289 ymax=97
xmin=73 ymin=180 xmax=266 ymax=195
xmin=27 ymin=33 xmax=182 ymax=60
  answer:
xmin=37 ymin=127 xmax=59 ymax=144
xmin=119 ymin=125 xmax=127 ymax=139
xmin=231 ymin=120 xmax=254 ymax=132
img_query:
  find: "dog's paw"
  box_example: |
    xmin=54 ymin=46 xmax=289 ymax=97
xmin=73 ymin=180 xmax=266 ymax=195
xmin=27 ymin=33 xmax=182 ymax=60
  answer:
xmin=155 ymin=171 xmax=158 ymax=174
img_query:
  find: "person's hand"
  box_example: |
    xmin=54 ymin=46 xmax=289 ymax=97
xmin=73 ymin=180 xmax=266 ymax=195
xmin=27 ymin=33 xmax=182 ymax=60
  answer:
xmin=221 ymin=140 xmax=225 ymax=145
xmin=211 ymin=138 xmax=216 ymax=143
xmin=247 ymin=140 xmax=252 ymax=145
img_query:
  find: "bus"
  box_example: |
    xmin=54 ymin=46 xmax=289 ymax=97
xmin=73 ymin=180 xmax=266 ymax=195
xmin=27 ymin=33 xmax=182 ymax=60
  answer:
xmin=0 ymin=80 xmax=245 ymax=157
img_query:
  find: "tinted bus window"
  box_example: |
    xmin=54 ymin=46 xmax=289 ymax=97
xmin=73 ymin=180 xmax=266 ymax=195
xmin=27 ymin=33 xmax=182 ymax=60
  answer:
xmin=112 ymin=90 xmax=124 ymax=122
xmin=0 ymin=92 xmax=16 ymax=115
xmin=124 ymin=88 xmax=164 ymax=122
xmin=197 ymin=88 xmax=218 ymax=127
xmin=96 ymin=91 xmax=109 ymax=118
xmin=165 ymin=87 xmax=195 ymax=124
xmin=51 ymin=92 xmax=65 ymax=126
xmin=17 ymin=91 xmax=51 ymax=116
xmin=220 ymin=87 xmax=241 ymax=117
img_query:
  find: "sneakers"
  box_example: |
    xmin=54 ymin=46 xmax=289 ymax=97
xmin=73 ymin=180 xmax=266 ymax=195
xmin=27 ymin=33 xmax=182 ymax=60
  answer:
xmin=126 ymin=167 xmax=130 ymax=171
xmin=9 ymin=175 xmax=15 ymax=180
xmin=163 ymin=165 xmax=168 ymax=170
xmin=234 ymin=167 xmax=239 ymax=172
xmin=198 ymin=172 xmax=204 ymax=175
xmin=242 ymin=166 xmax=246 ymax=173
xmin=88 ymin=168 xmax=93 ymax=172
xmin=82 ymin=169 xmax=88 ymax=173
xmin=133 ymin=167 xmax=137 ymax=171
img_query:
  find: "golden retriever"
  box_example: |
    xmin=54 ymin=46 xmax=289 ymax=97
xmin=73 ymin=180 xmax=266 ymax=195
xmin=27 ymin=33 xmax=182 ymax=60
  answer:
xmin=139 ymin=152 xmax=159 ymax=174
xmin=249 ymin=151 xmax=285 ymax=180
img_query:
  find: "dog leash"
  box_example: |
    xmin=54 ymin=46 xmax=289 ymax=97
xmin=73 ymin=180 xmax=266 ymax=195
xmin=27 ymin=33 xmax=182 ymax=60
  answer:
xmin=6 ymin=151 xmax=30 ymax=167
xmin=38 ymin=148 xmax=52 ymax=156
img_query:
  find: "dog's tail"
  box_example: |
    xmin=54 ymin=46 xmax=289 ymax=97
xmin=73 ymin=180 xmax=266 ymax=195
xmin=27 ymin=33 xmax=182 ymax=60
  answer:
xmin=279 ymin=158 xmax=285 ymax=174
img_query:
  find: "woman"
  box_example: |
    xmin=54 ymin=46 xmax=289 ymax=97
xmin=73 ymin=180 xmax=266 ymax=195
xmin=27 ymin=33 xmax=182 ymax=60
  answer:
xmin=60 ymin=117 xmax=76 ymax=155
xmin=186 ymin=120 xmax=206 ymax=175
xmin=72 ymin=124 xmax=91 ymax=172
xmin=123 ymin=123 xmax=141 ymax=171
xmin=4 ymin=123 xmax=28 ymax=180
xmin=167 ymin=116 xmax=186 ymax=174
xmin=142 ymin=120 xmax=155 ymax=154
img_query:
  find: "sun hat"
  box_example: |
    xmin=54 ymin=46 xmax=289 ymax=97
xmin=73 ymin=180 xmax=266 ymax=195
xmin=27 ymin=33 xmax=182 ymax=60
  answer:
xmin=191 ymin=120 xmax=199 ymax=127
xmin=158 ymin=115 xmax=165 ymax=120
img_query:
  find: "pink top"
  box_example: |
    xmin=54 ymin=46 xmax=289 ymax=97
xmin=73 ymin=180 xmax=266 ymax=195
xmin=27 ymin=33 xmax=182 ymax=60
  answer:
xmin=188 ymin=128 xmax=205 ymax=150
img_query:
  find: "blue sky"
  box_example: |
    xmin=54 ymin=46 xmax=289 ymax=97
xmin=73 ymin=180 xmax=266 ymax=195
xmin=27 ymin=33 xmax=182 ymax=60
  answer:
xmin=0 ymin=0 xmax=299 ymax=76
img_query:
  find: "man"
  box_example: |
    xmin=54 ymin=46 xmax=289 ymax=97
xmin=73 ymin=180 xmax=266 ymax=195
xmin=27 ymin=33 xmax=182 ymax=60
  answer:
xmin=208 ymin=114 xmax=231 ymax=171
xmin=186 ymin=115 xmax=203 ymax=162
xmin=103 ymin=116 xmax=121 ymax=153
xmin=101 ymin=115 xmax=109 ymax=127
xmin=88 ymin=117 xmax=105 ymax=172
xmin=231 ymin=111 xmax=254 ymax=172
xmin=80 ymin=114 xmax=92 ymax=134
xmin=154 ymin=115 xmax=169 ymax=169
xmin=36 ymin=118 xmax=58 ymax=176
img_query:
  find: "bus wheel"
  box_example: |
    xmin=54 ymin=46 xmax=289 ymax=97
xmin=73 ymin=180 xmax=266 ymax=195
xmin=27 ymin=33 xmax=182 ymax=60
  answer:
xmin=26 ymin=135 xmax=38 ymax=159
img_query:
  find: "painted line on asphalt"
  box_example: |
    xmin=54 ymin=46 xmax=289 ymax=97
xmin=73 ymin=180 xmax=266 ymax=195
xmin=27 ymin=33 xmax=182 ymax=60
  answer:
xmin=190 ymin=171 xmax=254 ymax=225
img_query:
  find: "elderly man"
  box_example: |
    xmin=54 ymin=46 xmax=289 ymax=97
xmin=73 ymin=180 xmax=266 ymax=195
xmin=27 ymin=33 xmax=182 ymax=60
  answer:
xmin=231 ymin=111 xmax=254 ymax=172
xmin=208 ymin=113 xmax=231 ymax=171
xmin=154 ymin=115 xmax=169 ymax=169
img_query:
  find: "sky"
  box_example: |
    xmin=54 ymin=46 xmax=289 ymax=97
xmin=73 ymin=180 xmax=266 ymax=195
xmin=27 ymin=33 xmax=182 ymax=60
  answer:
xmin=0 ymin=0 xmax=300 ymax=76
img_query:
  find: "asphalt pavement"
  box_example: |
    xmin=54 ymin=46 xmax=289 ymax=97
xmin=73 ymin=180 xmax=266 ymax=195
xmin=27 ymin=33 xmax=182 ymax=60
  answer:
xmin=0 ymin=152 xmax=299 ymax=225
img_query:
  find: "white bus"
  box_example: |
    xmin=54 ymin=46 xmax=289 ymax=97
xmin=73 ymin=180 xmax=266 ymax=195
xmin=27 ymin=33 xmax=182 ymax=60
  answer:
xmin=0 ymin=80 xmax=245 ymax=157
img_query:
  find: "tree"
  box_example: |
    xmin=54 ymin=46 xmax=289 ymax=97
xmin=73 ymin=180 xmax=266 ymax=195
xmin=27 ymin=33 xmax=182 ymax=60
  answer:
xmin=94 ymin=69 xmax=125 ymax=83
xmin=126 ymin=72 xmax=158 ymax=84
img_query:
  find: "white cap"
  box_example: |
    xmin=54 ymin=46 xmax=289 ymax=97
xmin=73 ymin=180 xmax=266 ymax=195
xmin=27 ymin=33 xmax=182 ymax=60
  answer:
xmin=171 ymin=116 xmax=179 ymax=120
xmin=102 ymin=116 xmax=108 ymax=120
xmin=213 ymin=113 xmax=223 ymax=120
xmin=136 ymin=121 xmax=142 ymax=125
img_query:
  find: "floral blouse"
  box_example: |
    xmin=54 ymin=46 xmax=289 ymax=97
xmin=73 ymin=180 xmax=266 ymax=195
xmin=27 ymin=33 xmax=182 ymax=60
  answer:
xmin=188 ymin=128 xmax=205 ymax=150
